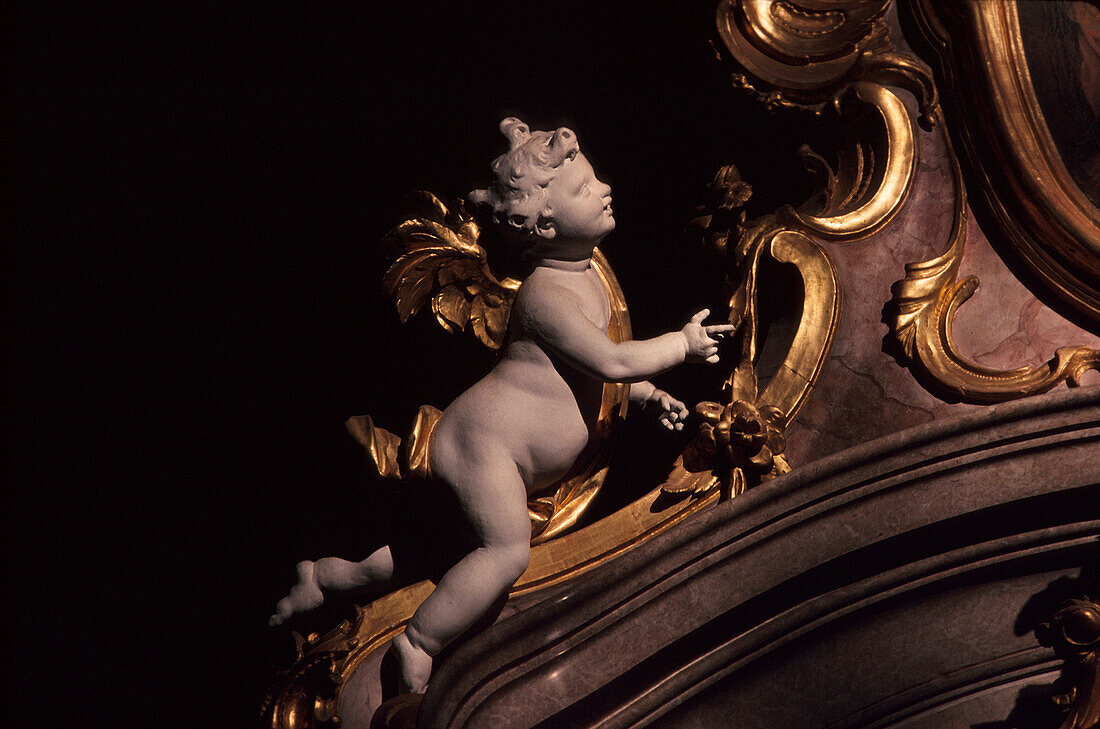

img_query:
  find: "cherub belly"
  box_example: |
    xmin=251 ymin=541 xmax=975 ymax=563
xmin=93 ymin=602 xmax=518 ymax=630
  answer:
xmin=430 ymin=368 xmax=591 ymax=493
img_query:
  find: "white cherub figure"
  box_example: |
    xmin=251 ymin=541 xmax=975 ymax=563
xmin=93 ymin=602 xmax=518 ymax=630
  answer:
xmin=270 ymin=118 xmax=734 ymax=693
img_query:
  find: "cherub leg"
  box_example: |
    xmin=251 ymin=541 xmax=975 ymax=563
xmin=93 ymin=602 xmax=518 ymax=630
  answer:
xmin=393 ymin=458 xmax=531 ymax=693
xmin=269 ymin=546 xmax=396 ymax=626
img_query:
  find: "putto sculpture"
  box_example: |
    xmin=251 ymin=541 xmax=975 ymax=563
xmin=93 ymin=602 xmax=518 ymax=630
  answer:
xmin=269 ymin=118 xmax=734 ymax=694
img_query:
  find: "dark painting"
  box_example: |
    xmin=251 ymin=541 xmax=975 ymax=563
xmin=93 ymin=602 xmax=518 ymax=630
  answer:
xmin=1018 ymin=0 xmax=1100 ymax=207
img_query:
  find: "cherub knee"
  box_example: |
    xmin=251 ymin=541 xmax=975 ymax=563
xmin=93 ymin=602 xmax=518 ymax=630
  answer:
xmin=489 ymin=542 xmax=530 ymax=584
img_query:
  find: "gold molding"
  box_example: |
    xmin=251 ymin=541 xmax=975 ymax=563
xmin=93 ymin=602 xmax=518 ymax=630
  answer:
xmin=716 ymin=2 xmax=929 ymax=244
xmin=718 ymin=0 xmax=938 ymax=127
xmin=668 ymin=164 xmax=839 ymax=496
xmin=673 ymin=0 xmax=946 ymax=492
xmin=888 ymin=115 xmax=1100 ymax=403
xmin=786 ymin=82 xmax=915 ymax=241
xmin=906 ymin=0 xmax=1100 ymax=324
xmin=762 ymin=229 xmax=840 ymax=418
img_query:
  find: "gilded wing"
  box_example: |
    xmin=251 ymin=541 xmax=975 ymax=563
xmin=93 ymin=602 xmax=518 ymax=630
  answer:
xmin=382 ymin=192 xmax=521 ymax=350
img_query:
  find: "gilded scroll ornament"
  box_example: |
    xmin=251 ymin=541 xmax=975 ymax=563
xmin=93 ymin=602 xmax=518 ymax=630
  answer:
xmin=716 ymin=0 xmax=929 ymax=243
xmin=666 ymin=164 xmax=836 ymax=495
xmin=718 ymin=0 xmax=1100 ymax=404
xmin=667 ymin=7 xmax=933 ymax=489
xmin=262 ymin=634 xmax=345 ymax=729
xmin=888 ymin=118 xmax=1100 ymax=403
xmin=718 ymin=0 xmax=938 ymax=128
xmin=906 ymin=0 xmax=1100 ymax=325
xmin=787 ymin=81 xmax=915 ymax=241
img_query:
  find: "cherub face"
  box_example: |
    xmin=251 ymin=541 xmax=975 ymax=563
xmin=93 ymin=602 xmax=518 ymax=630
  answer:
xmin=544 ymin=153 xmax=614 ymax=244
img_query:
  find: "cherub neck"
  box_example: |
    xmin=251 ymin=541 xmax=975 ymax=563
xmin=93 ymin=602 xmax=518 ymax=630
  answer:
xmin=534 ymin=257 xmax=592 ymax=272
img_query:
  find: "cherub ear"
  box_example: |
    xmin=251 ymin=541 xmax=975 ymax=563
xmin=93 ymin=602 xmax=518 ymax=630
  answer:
xmin=534 ymin=214 xmax=557 ymax=240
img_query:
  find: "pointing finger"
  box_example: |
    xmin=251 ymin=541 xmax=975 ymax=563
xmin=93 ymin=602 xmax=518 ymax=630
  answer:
xmin=705 ymin=324 xmax=736 ymax=337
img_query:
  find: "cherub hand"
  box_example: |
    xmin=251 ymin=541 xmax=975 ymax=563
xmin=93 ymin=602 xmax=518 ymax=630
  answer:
xmin=681 ymin=309 xmax=737 ymax=364
xmin=649 ymin=388 xmax=689 ymax=431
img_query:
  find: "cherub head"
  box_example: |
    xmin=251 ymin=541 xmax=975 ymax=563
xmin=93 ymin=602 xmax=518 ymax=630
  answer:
xmin=469 ymin=117 xmax=614 ymax=260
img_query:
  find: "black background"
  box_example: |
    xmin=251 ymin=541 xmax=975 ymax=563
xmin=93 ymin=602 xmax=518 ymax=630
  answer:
xmin=12 ymin=3 xmax=815 ymax=726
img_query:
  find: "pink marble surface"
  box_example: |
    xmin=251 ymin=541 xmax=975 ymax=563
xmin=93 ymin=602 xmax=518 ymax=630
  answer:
xmin=784 ymin=95 xmax=1100 ymax=466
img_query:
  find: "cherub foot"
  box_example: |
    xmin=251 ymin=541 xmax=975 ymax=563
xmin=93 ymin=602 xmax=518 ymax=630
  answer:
xmin=269 ymin=560 xmax=324 ymax=627
xmin=391 ymin=631 xmax=433 ymax=694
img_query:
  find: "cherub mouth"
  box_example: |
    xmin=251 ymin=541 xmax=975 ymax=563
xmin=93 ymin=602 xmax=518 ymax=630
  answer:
xmin=603 ymin=198 xmax=613 ymax=214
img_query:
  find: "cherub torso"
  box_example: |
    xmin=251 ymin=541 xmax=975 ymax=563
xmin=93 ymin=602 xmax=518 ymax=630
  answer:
xmin=429 ymin=264 xmax=611 ymax=493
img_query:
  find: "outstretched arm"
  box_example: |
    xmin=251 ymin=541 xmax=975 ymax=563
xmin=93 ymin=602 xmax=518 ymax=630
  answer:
xmin=516 ymin=281 xmax=734 ymax=383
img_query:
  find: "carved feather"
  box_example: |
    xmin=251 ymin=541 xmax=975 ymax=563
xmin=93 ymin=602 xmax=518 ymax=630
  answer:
xmin=382 ymin=192 xmax=521 ymax=350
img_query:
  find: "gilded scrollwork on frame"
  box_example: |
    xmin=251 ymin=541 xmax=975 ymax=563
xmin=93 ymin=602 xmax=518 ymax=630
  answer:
xmin=716 ymin=0 xmax=1099 ymax=404
xmin=715 ymin=0 xmax=934 ymax=249
xmin=717 ymin=0 xmax=938 ymax=128
xmin=906 ymin=0 xmax=1100 ymax=326
xmin=665 ymin=163 xmax=842 ymax=497
xmin=662 ymin=0 xmax=941 ymax=496
xmin=888 ymin=124 xmax=1100 ymax=403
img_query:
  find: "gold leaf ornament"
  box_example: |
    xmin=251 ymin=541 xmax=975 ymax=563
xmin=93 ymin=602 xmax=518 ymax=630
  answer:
xmin=888 ymin=124 xmax=1100 ymax=403
xmin=382 ymin=192 xmax=520 ymax=350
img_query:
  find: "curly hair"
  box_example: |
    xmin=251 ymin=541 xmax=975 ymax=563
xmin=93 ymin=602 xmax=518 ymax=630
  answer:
xmin=468 ymin=117 xmax=581 ymax=238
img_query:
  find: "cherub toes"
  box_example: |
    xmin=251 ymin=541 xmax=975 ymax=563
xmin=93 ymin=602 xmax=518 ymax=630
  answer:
xmin=270 ymin=117 xmax=735 ymax=694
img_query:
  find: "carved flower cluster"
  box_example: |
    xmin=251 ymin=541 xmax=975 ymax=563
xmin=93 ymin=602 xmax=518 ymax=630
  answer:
xmin=686 ymin=164 xmax=753 ymax=255
xmin=663 ymin=398 xmax=790 ymax=497
xmin=695 ymin=400 xmax=787 ymax=475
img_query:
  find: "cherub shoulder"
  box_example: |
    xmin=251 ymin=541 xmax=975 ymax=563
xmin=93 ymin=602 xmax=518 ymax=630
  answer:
xmin=511 ymin=270 xmax=589 ymax=330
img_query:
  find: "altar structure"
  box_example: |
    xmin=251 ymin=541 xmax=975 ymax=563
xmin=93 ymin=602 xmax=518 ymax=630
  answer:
xmin=264 ymin=2 xmax=1100 ymax=728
